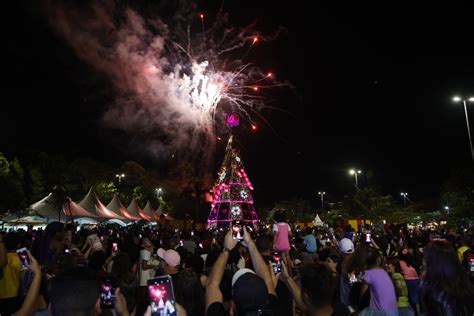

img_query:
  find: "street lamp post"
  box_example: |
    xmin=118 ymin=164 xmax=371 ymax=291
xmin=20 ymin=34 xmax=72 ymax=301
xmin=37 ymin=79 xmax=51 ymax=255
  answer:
xmin=115 ymin=173 xmax=125 ymax=192
xmin=453 ymin=96 xmax=474 ymax=161
xmin=400 ymin=192 xmax=408 ymax=206
xmin=155 ymin=188 xmax=163 ymax=199
xmin=349 ymin=169 xmax=362 ymax=188
xmin=318 ymin=191 xmax=326 ymax=212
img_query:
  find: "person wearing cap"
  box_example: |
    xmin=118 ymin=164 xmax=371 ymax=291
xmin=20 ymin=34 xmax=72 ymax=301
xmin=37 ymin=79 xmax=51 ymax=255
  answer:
xmin=338 ymin=238 xmax=355 ymax=256
xmin=156 ymin=248 xmax=181 ymax=289
xmin=337 ymin=238 xmax=355 ymax=309
xmin=206 ymin=227 xmax=279 ymax=316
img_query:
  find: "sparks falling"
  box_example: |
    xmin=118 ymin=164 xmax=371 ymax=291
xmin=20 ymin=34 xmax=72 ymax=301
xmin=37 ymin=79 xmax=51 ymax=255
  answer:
xmin=48 ymin=1 xmax=286 ymax=170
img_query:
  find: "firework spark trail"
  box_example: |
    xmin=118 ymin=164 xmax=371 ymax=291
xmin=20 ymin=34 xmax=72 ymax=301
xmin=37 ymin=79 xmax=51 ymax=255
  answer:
xmin=47 ymin=1 xmax=286 ymax=171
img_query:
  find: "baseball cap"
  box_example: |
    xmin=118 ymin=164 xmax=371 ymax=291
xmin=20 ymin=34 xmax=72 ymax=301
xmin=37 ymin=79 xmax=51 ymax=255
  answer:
xmin=232 ymin=269 xmax=268 ymax=312
xmin=157 ymin=248 xmax=181 ymax=267
xmin=338 ymin=238 xmax=354 ymax=254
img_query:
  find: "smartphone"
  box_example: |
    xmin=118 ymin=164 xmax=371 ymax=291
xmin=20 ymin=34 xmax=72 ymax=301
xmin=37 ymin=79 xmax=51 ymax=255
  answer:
xmin=366 ymin=233 xmax=371 ymax=243
xmin=191 ymin=231 xmax=194 ymax=236
xmin=148 ymin=275 xmax=177 ymax=316
xmin=99 ymin=276 xmax=117 ymax=309
xmin=232 ymin=220 xmax=243 ymax=240
xmin=179 ymin=240 xmax=184 ymax=247
xmin=469 ymin=258 xmax=474 ymax=272
xmin=64 ymin=248 xmax=70 ymax=254
xmin=112 ymin=242 xmax=118 ymax=252
xmin=16 ymin=248 xmax=31 ymax=268
xmin=348 ymin=273 xmax=358 ymax=284
xmin=271 ymin=251 xmax=282 ymax=273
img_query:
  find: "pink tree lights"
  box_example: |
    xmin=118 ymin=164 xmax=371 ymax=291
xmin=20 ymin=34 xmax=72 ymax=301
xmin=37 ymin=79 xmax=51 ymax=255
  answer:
xmin=207 ymin=119 xmax=259 ymax=230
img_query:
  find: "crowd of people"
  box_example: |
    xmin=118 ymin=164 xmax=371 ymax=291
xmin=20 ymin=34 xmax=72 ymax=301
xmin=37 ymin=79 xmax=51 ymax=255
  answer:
xmin=0 ymin=210 xmax=473 ymax=316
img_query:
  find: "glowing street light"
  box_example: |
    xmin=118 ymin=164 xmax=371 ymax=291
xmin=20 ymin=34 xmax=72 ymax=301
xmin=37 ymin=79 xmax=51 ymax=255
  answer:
xmin=400 ymin=192 xmax=408 ymax=206
xmin=318 ymin=191 xmax=326 ymax=212
xmin=115 ymin=173 xmax=125 ymax=193
xmin=452 ymin=96 xmax=474 ymax=161
xmin=444 ymin=206 xmax=450 ymax=214
xmin=115 ymin=173 xmax=125 ymax=185
xmin=349 ymin=169 xmax=362 ymax=188
xmin=155 ymin=187 xmax=163 ymax=198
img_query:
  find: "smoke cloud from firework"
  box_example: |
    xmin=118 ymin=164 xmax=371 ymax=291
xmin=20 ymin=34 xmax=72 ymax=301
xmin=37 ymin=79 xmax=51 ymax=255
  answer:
xmin=47 ymin=1 xmax=283 ymax=169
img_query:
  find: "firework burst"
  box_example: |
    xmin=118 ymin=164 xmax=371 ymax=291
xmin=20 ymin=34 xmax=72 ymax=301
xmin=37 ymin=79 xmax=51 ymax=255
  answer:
xmin=48 ymin=1 xmax=286 ymax=170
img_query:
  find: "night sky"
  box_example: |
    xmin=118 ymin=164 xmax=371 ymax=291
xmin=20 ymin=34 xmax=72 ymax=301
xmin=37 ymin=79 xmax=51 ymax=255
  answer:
xmin=2 ymin=1 xmax=474 ymax=208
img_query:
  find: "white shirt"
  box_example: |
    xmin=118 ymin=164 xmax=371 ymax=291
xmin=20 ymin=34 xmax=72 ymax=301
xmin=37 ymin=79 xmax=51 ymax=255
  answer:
xmin=87 ymin=234 xmax=104 ymax=252
xmin=139 ymin=249 xmax=152 ymax=286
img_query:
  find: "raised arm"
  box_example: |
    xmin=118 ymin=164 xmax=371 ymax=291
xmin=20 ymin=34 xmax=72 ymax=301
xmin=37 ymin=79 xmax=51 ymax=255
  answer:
xmin=14 ymin=252 xmax=42 ymax=316
xmin=205 ymin=229 xmax=237 ymax=312
xmin=243 ymin=226 xmax=276 ymax=296
xmin=279 ymin=263 xmax=306 ymax=312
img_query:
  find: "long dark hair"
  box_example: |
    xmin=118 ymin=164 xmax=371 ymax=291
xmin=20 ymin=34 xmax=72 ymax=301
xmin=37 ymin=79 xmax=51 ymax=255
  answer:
xmin=365 ymin=247 xmax=382 ymax=269
xmin=328 ymin=254 xmax=342 ymax=274
xmin=386 ymin=257 xmax=402 ymax=274
xmin=398 ymin=249 xmax=417 ymax=270
xmin=273 ymin=210 xmax=286 ymax=223
xmin=175 ymin=269 xmax=205 ymax=316
xmin=344 ymin=245 xmax=368 ymax=275
xmin=423 ymin=242 xmax=474 ymax=312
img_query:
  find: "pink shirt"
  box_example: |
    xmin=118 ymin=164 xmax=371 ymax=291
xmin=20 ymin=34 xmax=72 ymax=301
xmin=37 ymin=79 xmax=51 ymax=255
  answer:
xmin=399 ymin=260 xmax=419 ymax=280
xmin=273 ymin=223 xmax=291 ymax=252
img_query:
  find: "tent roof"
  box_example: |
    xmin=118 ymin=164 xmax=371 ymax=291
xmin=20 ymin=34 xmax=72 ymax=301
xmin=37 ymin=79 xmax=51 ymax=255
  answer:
xmin=313 ymin=214 xmax=324 ymax=226
xmin=29 ymin=192 xmax=99 ymax=221
xmin=103 ymin=219 xmax=127 ymax=226
xmin=96 ymin=198 xmax=126 ymax=220
xmin=7 ymin=215 xmax=48 ymax=225
xmin=65 ymin=200 xmax=99 ymax=218
xmin=73 ymin=217 xmax=100 ymax=225
xmin=78 ymin=187 xmax=100 ymax=216
xmin=156 ymin=204 xmax=163 ymax=216
xmin=106 ymin=193 xmax=141 ymax=221
xmin=77 ymin=187 xmax=125 ymax=220
xmin=29 ymin=193 xmax=62 ymax=220
xmin=140 ymin=201 xmax=155 ymax=221
xmin=127 ymin=199 xmax=144 ymax=219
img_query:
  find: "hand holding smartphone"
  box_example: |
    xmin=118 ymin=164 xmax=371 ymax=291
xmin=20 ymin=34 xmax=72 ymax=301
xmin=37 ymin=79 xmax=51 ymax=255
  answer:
xmin=366 ymin=233 xmax=371 ymax=243
xmin=348 ymin=272 xmax=358 ymax=284
xmin=232 ymin=220 xmax=243 ymax=241
xmin=148 ymin=275 xmax=177 ymax=316
xmin=16 ymin=247 xmax=31 ymax=269
xmin=112 ymin=242 xmax=118 ymax=252
xmin=270 ymin=251 xmax=282 ymax=273
xmin=100 ymin=276 xmax=117 ymax=309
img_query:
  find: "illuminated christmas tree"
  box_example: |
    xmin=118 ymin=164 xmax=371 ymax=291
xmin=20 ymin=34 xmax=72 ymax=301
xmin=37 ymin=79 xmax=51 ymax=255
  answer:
xmin=207 ymin=114 xmax=259 ymax=229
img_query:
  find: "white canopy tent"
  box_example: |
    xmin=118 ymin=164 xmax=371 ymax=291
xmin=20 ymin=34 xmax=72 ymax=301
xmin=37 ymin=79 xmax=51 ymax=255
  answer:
xmin=7 ymin=215 xmax=48 ymax=225
xmin=29 ymin=193 xmax=64 ymax=222
xmin=25 ymin=187 xmax=165 ymax=224
xmin=313 ymin=214 xmax=325 ymax=227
